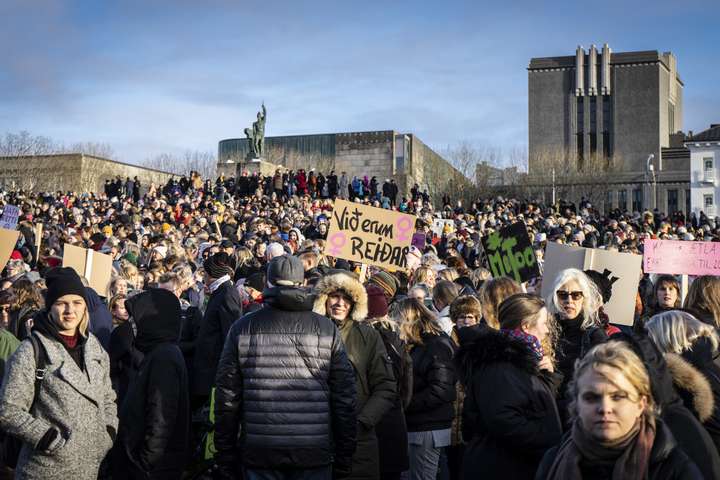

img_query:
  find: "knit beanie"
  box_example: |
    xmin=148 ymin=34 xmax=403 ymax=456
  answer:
xmin=204 ymin=252 xmax=234 ymax=279
xmin=366 ymin=285 xmax=389 ymax=319
xmin=245 ymin=272 xmax=266 ymax=292
xmin=368 ymin=271 xmax=398 ymax=300
xmin=44 ymin=267 xmax=87 ymax=310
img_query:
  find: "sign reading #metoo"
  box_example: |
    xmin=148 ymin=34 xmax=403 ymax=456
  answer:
xmin=325 ymin=199 xmax=416 ymax=270
xmin=481 ymin=221 xmax=539 ymax=283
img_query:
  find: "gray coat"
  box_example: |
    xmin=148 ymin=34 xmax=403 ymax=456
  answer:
xmin=0 ymin=331 xmax=118 ymax=479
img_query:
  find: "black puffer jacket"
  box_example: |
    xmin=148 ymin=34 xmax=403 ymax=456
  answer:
xmin=456 ymin=329 xmax=562 ymax=480
xmin=192 ymin=279 xmax=242 ymax=397
xmin=681 ymin=337 xmax=720 ymax=453
xmin=535 ymin=418 xmax=701 ymax=480
xmin=113 ymin=289 xmax=190 ymax=480
xmin=214 ymin=286 xmax=357 ymax=475
xmin=405 ymin=332 xmax=456 ymax=432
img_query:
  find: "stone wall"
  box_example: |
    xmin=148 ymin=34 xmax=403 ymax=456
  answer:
xmin=0 ymin=154 xmax=177 ymax=193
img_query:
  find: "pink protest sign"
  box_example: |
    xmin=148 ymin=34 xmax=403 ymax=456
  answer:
xmin=643 ymin=239 xmax=720 ymax=276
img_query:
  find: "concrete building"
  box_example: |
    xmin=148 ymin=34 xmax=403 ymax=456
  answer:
xmin=0 ymin=153 xmax=177 ymax=193
xmin=528 ymin=44 xmax=689 ymax=213
xmin=686 ymin=124 xmax=720 ymax=218
xmin=217 ymin=130 xmax=469 ymax=200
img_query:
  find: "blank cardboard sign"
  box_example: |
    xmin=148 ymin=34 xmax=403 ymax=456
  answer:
xmin=0 ymin=228 xmax=20 ymax=273
xmin=63 ymin=244 xmax=113 ymax=296
xmin=541 ymin=243 xmax=642 ymax=326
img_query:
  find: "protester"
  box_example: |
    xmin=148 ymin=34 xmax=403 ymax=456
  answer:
xmin=684 ymin=275 xmax=720 ymax=330
xmin=396 ymin=297 xmax=456 ymax=480
xmin=647 ymin=310 xmax=720 ymax=452
xmin=477 ymin=277 xmax=522 ymax=329
xmin=214 ymin=255 xmax=357 ymax=480
xmin=547 ymin=268 xmax=608 ymax=421
xmin=108 ymin=293 xmax=129 ymax=328
xmin=0 ymin=267 xmax=117 ymax=479
xmin=367 ymin=285 xmax=412 ymax=480
xmin=191 ymin=252 xmax=242 ymax=408
xmin=457 ymin=293 xmax=561 ymax=480
xmin=432 ymin=281 xmax=460 ymax=337
xmin=113 ymin=288 xmax=190 ymax=479
xmin=536 ymin=340 xmax=702 ymax=479
xmin=313 ymin=273 xmax=397 ymax=480
xmin=645 ymin=274 xmax=682 ymax=318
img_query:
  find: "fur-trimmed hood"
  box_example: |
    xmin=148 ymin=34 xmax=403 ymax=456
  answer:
xmin=665 ymin=353 xmax=715 ymax=422
xmin=312 ymin=273 xmax=368 ymax=321
xmin=454 ymin=328 xmax=538 ymax=386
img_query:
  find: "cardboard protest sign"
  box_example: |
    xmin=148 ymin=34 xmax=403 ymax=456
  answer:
xmin=481 ymin=222 xmax=539 ymax=283
xmin=541 ymin=243 xmax=642 ymax=326
xmin=644 ymin=239 xmax=720 ymax=276
xmin=0 ymin=205 xmax=20 ymax=230
xmin=325 ymin=199 xmax=416 ymax=270
xmin=63 ymin=244 xmax=113 ymax=295
xmin=0 ymin=228 xmax=20 ymax=273
xmin=431 ymin=219 xmax=454 ymax=236
xmin=34 ymin=223 xmax=43 ymax=260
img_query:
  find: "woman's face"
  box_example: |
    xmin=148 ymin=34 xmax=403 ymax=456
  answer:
xmin=657 ymin=283 xmax=678 ymax=309
xmin=50 ymin=294 xmax=87 ymax=335
xmin=556 ymin=279 xmax=584 ymax=320
xmin=522 ymin=307 xmax=550 ymax=342
xmin=455 ymin=311 xmax=478 ymax=329
xmin=114 ymin=279 xmax=128 ymax=296
xmin=112 ymin=299 xmax=129 ymax=321
xmin=0 ymin=303 xmax=11 ymax=329
xmin=576 ymin=365 xmax=647 ymax=443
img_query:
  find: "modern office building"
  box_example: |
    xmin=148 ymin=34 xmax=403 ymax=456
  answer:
xmin=528 ymin=44 xmax=690 ymax=213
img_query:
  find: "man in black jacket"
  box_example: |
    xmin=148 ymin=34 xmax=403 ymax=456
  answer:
xmin=192 ymin=252 xmax=242 ymax=407
xmin=214 ymin=255 xmax=357 ymax=480
xmin=113 ymin=288 xmax=190 ymax=479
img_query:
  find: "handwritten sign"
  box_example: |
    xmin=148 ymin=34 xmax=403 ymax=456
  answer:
xmin=63 ymin=244 xmax=113 ymax=295
xmin=644 ymin=239 xmax=720 ymax=276
xmin=325 ymin=199 xmax=416 ymax=270
xmin=0 ymin=228 xmax=20 ymax=273
xmin=0 ymin=205 xmax=20 ymax=230
xmin=481 ymin=221 xmax=539 ymax=283
xmin=541 ymin=243 xmax=642 ymax=326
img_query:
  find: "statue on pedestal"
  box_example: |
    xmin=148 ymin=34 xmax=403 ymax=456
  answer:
xmin=244 ymin=103 xmax=267 ymax=160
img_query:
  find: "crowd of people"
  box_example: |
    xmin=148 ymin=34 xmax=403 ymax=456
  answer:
xmin=0 ymin=168 xmax=719 ymax=479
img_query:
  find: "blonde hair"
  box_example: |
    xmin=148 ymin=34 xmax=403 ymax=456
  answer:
xmin=684 ymin=276 xmax=720 ymax=328
xmin=478 ymin=277 xmax=522 ymax=329
xmin=546 ymin=268 xmax=602 ymax=330
xmin=437 ymin=268 xmax=459 ymax=283
xmin=396 ymin=297 xmax=443 ymax=346
xmin=569 ymin=340 xmax=655 ymax=419
xmin=646 ymin=310 xmax=719 ymax=354
xmin=412 ymin=266 xmax=436 ymax=286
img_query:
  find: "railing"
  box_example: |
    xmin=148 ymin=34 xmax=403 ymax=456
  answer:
xmin=703 ymin=168 xmax=716 ymax=183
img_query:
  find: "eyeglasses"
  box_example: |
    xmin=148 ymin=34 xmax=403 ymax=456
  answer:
xmin=556 ymin=290 xmax=584 ymax=301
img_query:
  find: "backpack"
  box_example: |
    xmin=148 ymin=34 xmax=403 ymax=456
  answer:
xmin=0 ymin=332 xmax=48 ymax=469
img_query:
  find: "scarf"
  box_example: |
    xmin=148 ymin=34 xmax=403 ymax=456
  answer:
xmin=500 ymin=328 xmax=543 ymax=360
xmin=545 ymin=415 xmax=655 ymax=480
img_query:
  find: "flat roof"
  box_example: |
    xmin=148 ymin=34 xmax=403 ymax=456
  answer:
xmin=0 ymin=153 xmax=180 ymax=176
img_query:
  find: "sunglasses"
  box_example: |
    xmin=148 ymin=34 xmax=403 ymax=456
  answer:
xmin=556 ymin=290 xmax=584 ymax=301
xmin=0 ymin=305 xmax=10 ymax=313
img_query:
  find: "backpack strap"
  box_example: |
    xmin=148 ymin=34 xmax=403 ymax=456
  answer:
xmin=27 ymin=333 xmax=49 ymax=410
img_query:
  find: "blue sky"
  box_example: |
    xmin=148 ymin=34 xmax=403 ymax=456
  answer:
xmin=1 ymin=0 xmax=718 ymax=165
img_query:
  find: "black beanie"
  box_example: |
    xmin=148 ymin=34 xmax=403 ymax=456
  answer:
xmin=204 ymin=252 xmax=234 ymax=279
xmin=44 ymin=267 xmax=87 ymax=310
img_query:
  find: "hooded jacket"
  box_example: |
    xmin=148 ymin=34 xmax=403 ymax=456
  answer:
xmin=214 ymin=285 xmax=357 ymax=476
xmin=313 ymin=274 xmax=397 ymax=480
xmin=455 ymin=328 xmax=562 ymax=480
xmin=113 ymin=289 xmax=190 ymax=479
xmin=613 ymin=330 xmax=720 ymax=480
xmin=0 ymin=312 xmax=117 ymax=480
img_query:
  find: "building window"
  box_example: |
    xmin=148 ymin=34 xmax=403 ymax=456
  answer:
xmin=577 ymin=98 xmax=584 ymax=133
xmin=632 ymin=188 xmax=642 ymax=212
xmin=602 ymin=96 xmax=612 ymax=160
xmin=686 ymin=190 xmax=691 ymax=214
xmin=667 ymin=189 xmax=678 ymax=214
xmin=668 ymin=103 xmax=675 ymax=133
xmin=704 ymin=194 xmax=714 ymax=210
xmin=590 ymin=133 xmax=597 ymax=158
xmin=590 ymin=97 xmax=597 ymax=133
xmin=394 ymin=135 xmax=407 ymax=173
xmin=619 ymin=189 xmax=627 ymax=211
xmin=606 ymin=190 xmax=614 ymax=212
xmin=704 ymin=157 xmax=714 ymax=171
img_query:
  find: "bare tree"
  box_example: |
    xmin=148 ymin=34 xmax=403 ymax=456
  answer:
xmin=143 ymin=150 xmax=217 ymax=178
xmin=65 ymin=141 xmax=116 ymax=159
xmin=0 ymin=131 xmax=57 ymax=156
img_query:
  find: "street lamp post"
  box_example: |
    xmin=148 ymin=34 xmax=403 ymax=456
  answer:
xmin=646 ymin=154 xmax=656 ymax=210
